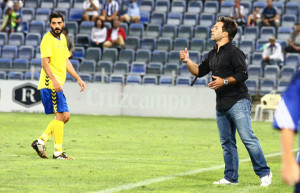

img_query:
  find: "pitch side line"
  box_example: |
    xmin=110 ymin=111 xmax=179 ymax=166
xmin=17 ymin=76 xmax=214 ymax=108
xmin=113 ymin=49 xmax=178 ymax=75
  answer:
xmin=93 ymin=150 xmax=296 ymax=193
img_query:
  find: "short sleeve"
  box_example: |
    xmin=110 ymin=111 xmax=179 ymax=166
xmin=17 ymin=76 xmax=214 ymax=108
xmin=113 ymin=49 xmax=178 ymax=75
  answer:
xmin=40 ymin=36 xmax=52 ymax=58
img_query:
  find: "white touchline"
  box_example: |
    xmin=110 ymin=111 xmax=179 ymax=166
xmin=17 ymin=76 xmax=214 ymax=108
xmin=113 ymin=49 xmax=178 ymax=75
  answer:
xmin=92 ymin=150 xmax=297 ymax=193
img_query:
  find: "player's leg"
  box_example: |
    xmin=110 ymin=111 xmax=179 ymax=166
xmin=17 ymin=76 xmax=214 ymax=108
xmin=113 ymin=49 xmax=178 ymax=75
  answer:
xmin=214 ymin=110 xmax=239 ymax=184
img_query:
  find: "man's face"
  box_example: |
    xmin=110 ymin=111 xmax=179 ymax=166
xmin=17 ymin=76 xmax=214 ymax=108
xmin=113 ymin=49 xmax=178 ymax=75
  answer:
xmin=296 ymin=25 xmax=300 ymax=33
xmin=13 ymin=3 xmax=19 ymax=11
xmin=50 ymin=17 xmax=64 ymax=36
xmin=267 ymin=0 xmax=273 ymax=8
xmin=211 ymin=22 xmax=225 ymax=42
xmin=113 ymin=20 xmax=119 ymax=29
xmin=269 ymin=39 xmax=275 ymax=46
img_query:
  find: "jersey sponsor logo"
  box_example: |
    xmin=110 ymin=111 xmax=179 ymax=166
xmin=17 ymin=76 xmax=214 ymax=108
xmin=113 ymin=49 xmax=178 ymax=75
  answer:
xmin=13 ymin=83 xmax=42 ymax=107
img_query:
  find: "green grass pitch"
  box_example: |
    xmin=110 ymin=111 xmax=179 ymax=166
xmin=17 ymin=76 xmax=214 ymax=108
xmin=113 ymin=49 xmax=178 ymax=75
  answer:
xmin=0 ymin=112 xmax=296 ymax=193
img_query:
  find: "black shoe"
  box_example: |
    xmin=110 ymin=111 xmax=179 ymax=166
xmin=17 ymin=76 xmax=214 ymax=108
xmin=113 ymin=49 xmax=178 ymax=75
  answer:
xmin=31 ymin=140 xmax=48 ymax=159
xmin=53 ymin=152 xmax=75 ymax=160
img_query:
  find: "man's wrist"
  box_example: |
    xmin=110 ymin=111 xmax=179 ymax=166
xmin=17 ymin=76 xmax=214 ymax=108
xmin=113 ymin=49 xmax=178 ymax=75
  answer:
xmin=224 ymin=78 xmax=228 ymax=86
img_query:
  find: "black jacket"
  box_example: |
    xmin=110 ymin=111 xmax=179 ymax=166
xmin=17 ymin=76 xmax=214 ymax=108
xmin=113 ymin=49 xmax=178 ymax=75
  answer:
xmin=197 ymin=41 xmax=250 ymax=111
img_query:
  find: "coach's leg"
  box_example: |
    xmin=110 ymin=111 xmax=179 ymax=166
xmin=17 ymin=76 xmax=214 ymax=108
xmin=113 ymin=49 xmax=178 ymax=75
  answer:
xmin=216 ymin=110 xmax=239 ymax=183
xmin=231 ymin=99 xmax=270 ymax=178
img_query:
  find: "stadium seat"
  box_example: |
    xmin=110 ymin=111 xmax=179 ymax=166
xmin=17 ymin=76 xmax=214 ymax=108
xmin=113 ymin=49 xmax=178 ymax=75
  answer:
xmin=73 ymin=0 xmax=85 ymax=9
xmin=30 ymin=58 xmax=42 ymax=70
xmin=97 ymin=61 xmax=113 ymax=73
xmin=104 ymin=22 xmax=112 ymax=30
xmin=176 ymin=76 xmax=191 ymax=86
xmin=220 ymin=1 xmax=234 ymax=15
xmin=155 ymin=0 xmax=170 ymax=12
xmin=248 ymin=65 xmax=262 ymax=79
xmin=79 ymin=21 xmax=94 ymax=35
xmin=177 ymin=25 xmax=193 ymax=39
xmin=25 ymin=71 xmax=40 ymax=80
xmin=69 ymin=59 xmax=80 ymax=71
xmin=179 ymin=64 xmax=190 ymax=75
xmin=140 ymin=0 xmax=154 ymax=12
xmin=0 ymin=32 xmax=8 ymax=46
xmin=131 ymin=62 xmax=146 ymax=75
xmin=151 ymin=12 xmax=166 ymax=25
xmin=78 ymin=73 xmax=92 ymax=82
xmin=76 ymin=34 xmax=90 ymax=47
xmin=168 ymin=51 xmax=181 ymax=65
xmin=187 ymin=1 xmax=202 ymax=14
xmin=281 ymin=14 xmax=297 ymax=28
xmin=147 ymin=62 xmax=162 ymax=75
xmin=244 ymin=26 xmax=259 ymax=40
xmin=66 ymin=72 xmax=75 ymax=81
xmin=18 ymin=46 xmax=34 ymax=60
xmin=40 ymin=0 xmax=56 ymax=9
xmin=21 ymin=8 xmax=35 ymax=22
xmin=260 ymin=26 xmax=276 ymax=40
xmin=173 ymin=38 xmax=189 ymax=51
xmin=183 ymin=13 xmax=199 ymax=26
xmin=141 ymin=37 xmax=156 ymax=51
xmin=280 ymin=66 xmax=296 ymax=81
xmin=203 ymin=1 xmax=219 ymax=14
xmin=246 ymin=79 xmax=258 ymax=96
xmin=0 ymin=58 xmax=12 ymax=70
xmin=194 ymin=26 xmax=209 ymax=39
xmin=285 ymin=54 xmax=300 ymax=68
xmin=80 ymin=60 xmax=96 ymax=72
xmin=119 ymin=22 xmax=128 ymax=35
xmin=72 ymin=47 xmax=85 ymax=59
xmin=273 ymin=2 xmax=284 ymax=15
xmin=65 ymin=21 xmax=78 ymax=36
xmin=256 ymin=39 xmax=268 ymax=52
xmin=57 ymin=0 xmax=73 ymax=9
xmin=240 ymin=40 xmax=254 ymax=53
xmin=126 ymin=75 xmax=141 ymax=84
xmin=69 ymin=9 xmax=84 ymax=21
xmin=0 ymin=71 xmax=6 ymax=79
xmin=2 ymin=46 xmax=18 ymax=59
xmin=108 ymin=74 xmax=123 ymax=84
xmin=167 ymin=12 xmax=182 ymax=25
xmin=24 ymin=0 xmax=40 ymax=8
xmin=36 ymin=8 xmax=51 ymax=21
xmin=140 ymin=11 xmax=150 ymax=24
xmin=277 ymin=27 xmax=293 ymax=42
xmin=94 ymin=74 xmax=108 ymax=83
xmin=286 ymin=2 xmax=299 ymax=15
xmin=8 ymin=33 xmax=24 ymax=46
xmin=159 ymin=76 xmax=173 ymax=86
xmin=264 ymin=65 xmax=280 ymax=80
xmin=13 ymin=59 xmax=29 ymax=70
xmin=162 ymin=25 xmax=177 ymax=39
xmin=252 ymin=2 xmax=267 ymax=9
xmin=8 ymin=71 xmax=23 ymax=80
xmin=85 ymin=47 xmax=101 ymax=62
xmin=190 ymin=38 xmax=205 ymax=52
xmin=234 ymin=26 xmax=243 ymax=41
xmin=102 ymin=48 xmax=118 ymax=63
xmin=135 ymin=49 xmax=151 ymax=64
xmin=171 ymin=0 xmax=186 ymax=13
xmin=114 ymin=61 xmax=129 ymax=74
xmin=206 ymin=39 xmax=216 ymax=51
xmin=156 ymin=37 xmax=172 ymax=51
xmin=143 ymin=75 xmax=158 ymax=85
xmin=260 ymin=80 xmax=276 ymax=95
xmin=277 ymin=79 xmax=289 ymax=94
xmin=129 ymin=23 xmax=144 ymax=37
xmin=145 ymin=24 xmax=161 ymax=38
xmin=118 ymin=49 xmax=135 ymax=63
xmin=164 ymin=63 xmax=179 ymax=75
xmin=189 ymin=51 xmax=201 ymax=64
xmin=29 ymin=20 xmax=45 ymax=34
xmin=251 ymin=52 xmax=263 ymax=65
xmin=25 ymin=33 xmax=41 ymax=46
xmin=151 ymin=50 xmax=168 ymax=64
xmin=125 ymin=37 xmax=140 ymax=50
xmin=193 ymin=77 xmax=208 ymax=87
xmin=199 ymin=13 xmax=215 ymax=27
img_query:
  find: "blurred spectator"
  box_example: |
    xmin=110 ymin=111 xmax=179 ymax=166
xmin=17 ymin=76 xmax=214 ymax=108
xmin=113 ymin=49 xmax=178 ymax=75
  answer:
xmin=82 ymin=0 xmax=100 ymax=22
xmin=1 ymin=7 xmax=13 ymax=33
xmin=261 ymin=36 xmax=283 ymax=70
xmin=62 ymin=28 xmax=75 ymax=57
xmin=284 ymin=23 xmax=300 ymax=54
xmin=261 ymin=0 xmax=279 ymax=28
xmin=1 ymin=2 xmax=22 ymax=34
xmin=247 ymin=7 xmax=260 ymax=26
xmin=229 ymin=0 xmax=245 ymax=26
xmin=103 ymin=19 xmax=126 ymax=49
xmin=99 ymin=0 xmax=119 ymax=22
xmin=120 ymin=0 xmax=140 ymax=24
xmin=12 ymin=1 xmax=22 ymax=32
xmin=1 ymin=0 xmax=13 ymax=10
xmin=91 ymin=18 xmax=107 ymax=49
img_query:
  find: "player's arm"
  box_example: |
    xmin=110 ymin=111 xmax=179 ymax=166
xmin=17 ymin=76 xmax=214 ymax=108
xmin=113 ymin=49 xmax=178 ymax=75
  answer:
xmin=66 ymin=59 xmax=86 ymax=92
xmin=281 ymin=129 xmax=300 ymax=185
xmin=42 ymin=57 xmax=62 ymax=92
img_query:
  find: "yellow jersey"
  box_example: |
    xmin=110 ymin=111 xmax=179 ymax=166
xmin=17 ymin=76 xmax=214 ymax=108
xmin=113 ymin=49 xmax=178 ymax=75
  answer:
xmin=38 ymin=31 xmax=70 ymax=90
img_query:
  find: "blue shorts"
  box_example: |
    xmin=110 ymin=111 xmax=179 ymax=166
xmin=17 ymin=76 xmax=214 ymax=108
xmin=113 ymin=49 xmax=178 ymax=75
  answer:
xmin=40 ymin=88 xmax=69 ymax=114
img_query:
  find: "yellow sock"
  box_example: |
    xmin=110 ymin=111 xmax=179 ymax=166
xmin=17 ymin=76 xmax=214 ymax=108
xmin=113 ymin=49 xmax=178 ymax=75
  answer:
xmin=38 ymin=120 xmax=55 ymax=143
xmin=53 ymin=120 xmax=64 ymax=153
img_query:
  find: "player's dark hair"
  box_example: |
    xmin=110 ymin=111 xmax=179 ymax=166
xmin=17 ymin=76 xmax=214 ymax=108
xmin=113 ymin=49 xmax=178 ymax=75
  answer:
xmin=217 ymin=16 xmax=237 ymax=41
xmin=49 ymin=12 xmax=64 ymax=23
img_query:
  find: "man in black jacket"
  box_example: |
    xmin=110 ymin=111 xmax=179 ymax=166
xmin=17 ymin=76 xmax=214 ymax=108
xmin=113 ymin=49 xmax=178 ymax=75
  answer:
xmin=180 ymin=16 xmax=272 ymax=186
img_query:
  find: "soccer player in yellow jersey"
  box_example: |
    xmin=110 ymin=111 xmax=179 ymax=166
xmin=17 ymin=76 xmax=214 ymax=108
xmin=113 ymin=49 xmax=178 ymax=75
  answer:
xmin=31 ymin=12 xmax=86 ymax=160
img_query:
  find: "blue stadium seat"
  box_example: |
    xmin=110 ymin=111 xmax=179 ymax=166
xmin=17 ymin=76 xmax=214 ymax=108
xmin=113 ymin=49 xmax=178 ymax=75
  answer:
xmin=125 ymin=36 xmax=140 ymax=50
xmin=240 ymin=2 xmax=251 ymax=15
xmin=0 ymin=71 xmax=6 ymax=79
xmin=159 ymin=76 xmax=173 ymax=86
xmin=155 ymin=0 xmax=170 ymax=12
xmin=117 ymin=49 xmax=133 ymax=64
xmin=285 ymin=53 xmax=300 ymax=68
xmin=73 ymin=0 xmax=85 ymax=9
xmin=282 ymin=14 xmax=297 ymax=28
xmin=277 ymin=27 xmax=293 ymax=41
xmin=240 ymin=40 xmax=254 ymax=53
xmin=167 ymin=12 xmax=182 ymax=25
xmin=72 ymin=47 xmax=85 ymax=59
xmin=256 ymin=39 xmax=268 ymax=52
xmin=190 ymin=38 xmax=205 ymax=52
xmin=194 ymin=77 xmax=208 ymax=87
xmin=129 ymin=23 xmax=144 ymax=37
xmin=21 ymin=8 xmax=35 ymax=22
xmin=13 ymin=59 xmax=29 ymax=70
xmin=252 ymin=2 xmax=266 ymax=9
xmin=0 ymin=32 xmax=8 ymax=46
xmin=286 ymin=2 xmax=299 ymax=15
xmin=25 ymin=33 xmax=41 ymax=46
xmin=69 ymin=8 xmax=84 ymax=21
xmin=260 ymin=26 xmax=276 ymax=40
xmin=162 ymin=25 xmax=177 ymax=39
xmin=156 ymin=37 xmax=172 ymax=51
xmin=8 ymin=71 xmax=23 ymax=80
xmin=246 ymin=79 xmax=258 ymax=96
xmin=69 ymin=59 xmax=80 ymax=71
xmin=141 ymin=37 xmax=156 ymax=51
xmin=41 ymin=0 xmax=56 ymax=9
xmin=206 ymin=39 xmax=216 ymax=51
xmin=0 ymin=58 xmax=12 ymax=70
xmin=194 ymin=26 xmax=209 ymax=39
xmin=30 ymin=58 xmax=42 ymax=69
xmin=189 ymin=51 xmax=201 ymax=64
xmin=66 ymin=72 xmax=75 ymax=81
xmin=135 ymin=49 xmax=151 ymax=64
xmin=25 ymin=71 xmax=40 ymax=80
xmin=131 ymin=62 xmax=146 ymax=75
xmin=109 ymin=74 xmax=125 ymax=84
xmin=103 ymin=48 xmax=118 ymax=63
xmin=280 ymin=66 xmax=296 ymax=81
xmin=199 ymin=14 xmax=215 ymax=27
xmin=97 ymin=61 xmax=113 ymax=73
xmin=79 ymin=21 xmax=94 ymax=35
xmin=164 ymin=63 xmax=179 ymax=75
xmin=176 ymin=76 xmax=191 ymax=86
xmin=53 ymin=8 xmax=69 ymax=20
xmin=76 ymin=34 xmax=90 ymax=47
xmin=143 ymin=75 xmax=158 ymax=85
xmin=244 ymin=26 xmax=259 ymax=40
xmin=119 ymin=22 xmax=128 ymax=35
xmin=126 ymin=75 xmax=141 ymax=84
xmin=94 ymin=74 xmax=109 ymax=82
xmin=2 ymin=46 xmax=18 ymax=59
xmin=151 ymin=50 xmax=168 ymax=64
xmin=9 ymin=33 xmax=24 ymax=46
xmin=147 ymin=62 xmax=163 ymax=75
xmin=179 ymin=64 xmax=190 ymax=75
xmin=220 ymin=1 xmax=234 ymax=15
xmin=173 ymin=38 xmax=189 ymax=51
xmin=260 ymin=80 xmax=276 ymax=95
xmin=80 ymin=60 xmax=96 ymax=72
xmin=177 ymin=25 xmax=193 ymax=39
xmin=168 ymin=51 xmax=181 ymax=65
xmin=264 ymin=65 xmax=280 ymax=80
xmin=277 ymin=79 xmax=289 ymax=94
xmin=251 ymin=52 xmax=263 ymax=65
xmin=24 ymin=0 xmax=40 ymax=8
xmin=145 ymin=24 xmax=161 ymax=38
xmin=204 ymin=1 xmax=219 ymax=14
xmin=85 ymin=47 xmax=101 ymax=62
xmin=18 ymin=46 xmax=34 ymax=59
xmin=151 ymin=12 xmax=166 ymax=25
xmin=140 ymin=11 xmax=150 ymax=24
xmin=273 ymin=2 xmax=284 ymax=15
xmin=171 ymin=0 xmax=186 ymax=13
xmin=36 ymin=8 xmax=51 ymax=21
xmin=57 ymin=0 xmax=73 ymax=9
xmin=248 ymin=65 xmax=262 ymax=79
xmin=29 ymin=20 xmax=45 ymax=34
xmin=234 ymin=26 xmax=243 ymax=41
xmin=187 ymin=1 xmax=202 ymax=14
xmin=114 ymin=61 xmax=129 ymax=74
xmin=78 ymin=72 xmax=92 ymax=82
xmin=65 ymin=21 xmax=78 ymax=36
xmin=140 ymin=0 xmax=154 ymax=12
xmin=183 ymin=13 xmax=198 ymax=26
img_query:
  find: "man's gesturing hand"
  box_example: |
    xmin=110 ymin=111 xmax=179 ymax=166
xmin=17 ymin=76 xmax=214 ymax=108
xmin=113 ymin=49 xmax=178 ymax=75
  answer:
xmin=208 ymin=75 xmax=225 ymax=90
xmin=180 ymin=48 xmax=190 ymax=63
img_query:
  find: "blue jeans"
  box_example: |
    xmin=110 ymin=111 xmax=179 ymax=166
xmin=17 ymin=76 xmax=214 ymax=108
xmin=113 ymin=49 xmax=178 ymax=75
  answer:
xmin=216 ymin=99 xmax=270 ymax=183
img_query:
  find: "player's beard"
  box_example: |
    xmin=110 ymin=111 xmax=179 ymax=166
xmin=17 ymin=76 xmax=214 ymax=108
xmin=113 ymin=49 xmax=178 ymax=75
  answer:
xmin=51 ymin=26 xmax=63 ymax=36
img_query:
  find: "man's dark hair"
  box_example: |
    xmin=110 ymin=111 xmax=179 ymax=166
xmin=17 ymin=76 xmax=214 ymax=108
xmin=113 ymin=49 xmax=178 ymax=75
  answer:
xmin=49 ymin=12 xmax=64 ymax=23
xmin=217 ymin=16 xmax=237 ymax=41
xmin=296 ymin=23 xmax=300 ymax=26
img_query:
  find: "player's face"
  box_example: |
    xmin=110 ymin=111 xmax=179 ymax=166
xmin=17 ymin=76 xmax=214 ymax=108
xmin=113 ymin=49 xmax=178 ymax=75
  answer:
xmin=211 ymin=22 xmax=224 ymax=42
xmin=50 ymin=17 xmax=64 ymax=36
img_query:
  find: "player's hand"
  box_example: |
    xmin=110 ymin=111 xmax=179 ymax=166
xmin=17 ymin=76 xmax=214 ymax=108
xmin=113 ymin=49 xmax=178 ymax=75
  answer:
xmin=53 ymin=79 xmax=63 ymax=92
xmin=282 ymin=158 xmax=300 ymax=186
xmin=180 ymin=48 xmax=190 ymax=63
xmin=208 ymin=75 xmax=224 ymax=90
xmin=78 ymin=80 xmax=86 ymax=92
